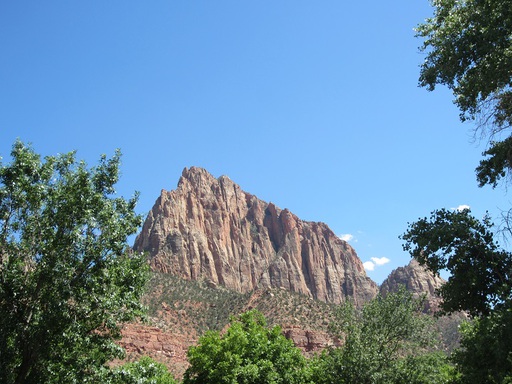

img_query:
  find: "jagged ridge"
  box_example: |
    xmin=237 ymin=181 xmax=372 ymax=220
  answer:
xmin=380 ymin=258 xmax=445 ymax=312
xmin=134 ymin=167 xmax=378 ymax=305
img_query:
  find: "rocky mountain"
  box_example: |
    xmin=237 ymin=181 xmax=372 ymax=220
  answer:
xmin=125 ymin=167 xmax=461 ymax=378
xmin=380 ymin=258 xmax=445 ymax=312
xmin=134 ymin=167 xmax=378 ymax=305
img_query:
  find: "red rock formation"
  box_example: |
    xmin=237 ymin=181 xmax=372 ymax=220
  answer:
xmin=379 ymin=258 xmax=445 ymax=312
xmin=118 ymin=323 xmax=192 ymax=379
xmin=119 ymin=323 xmax=187 ymax=359
xmin=134 ymin=167 xmax=377 ymax=305
xmin=282 ymin=325 xmax=341 ymax=354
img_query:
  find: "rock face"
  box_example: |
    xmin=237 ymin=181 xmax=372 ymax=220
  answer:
xmin=379 ymin=259 xmax=445 ymax=312
xmin=282 ymin=326 xmax=341 ymax=354
xmin=118 ymin=323 xmax=193 ymax=379
xmin=134 ymin=167 xmax=378 ymax=305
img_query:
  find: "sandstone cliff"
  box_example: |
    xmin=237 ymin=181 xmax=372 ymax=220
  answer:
xmin=134 ymin=167 xmax=378 ymax=305
xmin=379 ymin=258 xmax=445 ymax=312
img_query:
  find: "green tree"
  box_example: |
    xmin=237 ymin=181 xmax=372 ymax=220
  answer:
xmin=401 ymin=208 xmax=512 ymax=317
xmin=452 ymin=310 xmax=512 ymax=383
xmin=417 ymin=0 xmax=512 ymax=187
xmin=183 ymin=309 xmax=311 ymax=384
xmin=413 ymin=1 xmax=512 ymax=381
xmin=312 ymin=287 xmax=452 ymax=384
xmin=0 ymin=141 xmax=149 ymax=383
xmin=402 ymin=209 xmax=512 ymax=382
xmin=109 ymin=356 xmax=177 ymax=384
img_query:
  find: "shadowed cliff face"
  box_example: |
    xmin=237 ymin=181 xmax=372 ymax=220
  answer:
xmin=134 ymin=167 xmax=378 ymax=305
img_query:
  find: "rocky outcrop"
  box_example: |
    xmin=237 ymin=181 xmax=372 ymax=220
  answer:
xmin=134 ymin=167 xmax=378 ymax=305
xmin=119 ymin=323 xmax=189 ymax=360
xmin=118 ymin=323 xmax=192 ymax=379
xmin=379 ymin=259 xmax=445 ymax=312
xmin=282 ymin=326 xmax=341 ymax=354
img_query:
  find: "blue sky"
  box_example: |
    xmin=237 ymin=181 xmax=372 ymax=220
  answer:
xmin=1 ymin=1 xmax=509 ymax=284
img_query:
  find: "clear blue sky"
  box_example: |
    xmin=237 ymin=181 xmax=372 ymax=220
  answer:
xmin=1 ymin=1 xmax=508 ymax=284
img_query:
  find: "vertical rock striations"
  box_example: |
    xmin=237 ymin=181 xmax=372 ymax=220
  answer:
xmin=134 ymin=167 xmax=378 ymax=305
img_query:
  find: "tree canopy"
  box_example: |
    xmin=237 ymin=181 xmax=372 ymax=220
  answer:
xmin=401 ymin=208 xmax=512 ymax=317
xmin=0 ymin=141 xmax=149 ymax=383
xmin=183 ymin=310 xmax=311 ymax=384
xmin=312 ymin=287 xmax=451 ymax=384
xmin=414 ymin=2 xmax=512 ymax=380
xmin=417 ymin=0 xmax=512 ymax=188
xmin=109 ymin=356 xmax=177 ymax=384
xmin=417 ymin=0 xmax=512 ymax=123
xmin=402 ymin=209 xmax=512 ymax=382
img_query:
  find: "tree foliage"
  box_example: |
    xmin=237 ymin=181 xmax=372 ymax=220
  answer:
xmin=183 ymin=309 xmax=311 ymax=384
xmin=313 ymin=287 xmax=451 ymax=384
xmin=401 ymin=208 xmax=512 ymax=317
xmin=417 ymin=0 xmax=512 ymax=123
xmin=109 ymin=356 xmax=177 ymax=384
xmin=417 ymin=0 xmax=512 ymax=188
xmin=452 ymin=309 xmax=512 ymax=383
xmin=402 ymin=209 xmax=512 ymax=382
xmin=0 ymin=141 xmax=149 ymax=383
xmin=415 ymin=1 xmax=512 ymax=381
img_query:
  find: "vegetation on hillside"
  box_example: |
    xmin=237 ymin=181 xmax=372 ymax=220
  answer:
xmin=145 ymin=273 xmax=252 ymax=334
xmin=145 ymin=272 xmax=338 ymax=335
xmin=182 ymin=292 xmax=454 ymax=384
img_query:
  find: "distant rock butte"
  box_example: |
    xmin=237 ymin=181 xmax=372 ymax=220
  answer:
xmin=379 ymin=258 xmax=445 ymax=312
xmin=134 ymin=167 xmax=378 ymax=305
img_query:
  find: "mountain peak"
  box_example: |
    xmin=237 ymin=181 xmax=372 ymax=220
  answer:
xmin=134 ymin=168 xmax=378 ymax=305
xmin=380 ymin=258 xmax=445 ymax=312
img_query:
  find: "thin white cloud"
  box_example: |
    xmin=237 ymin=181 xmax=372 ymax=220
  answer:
xmin=363 ymin=261 xmax=375 ymax=271
xmin=363 ymin=257 xmax=390 ymax=272
xmin=452 ymin=204 xmax=470 ymax=212
xmin=371 ymin=257 xmax=390 ymax=266
xmin=339 ymin=233 xmax=354 ymax=242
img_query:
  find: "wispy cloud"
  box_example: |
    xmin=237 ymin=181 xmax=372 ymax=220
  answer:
xmin=363 ymin=257 xmax=390 ymax=272
xmin=452 ymin=204 xmax=470 ymax=212
xmin=339 ymin=233 xmax=354 ymax=242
